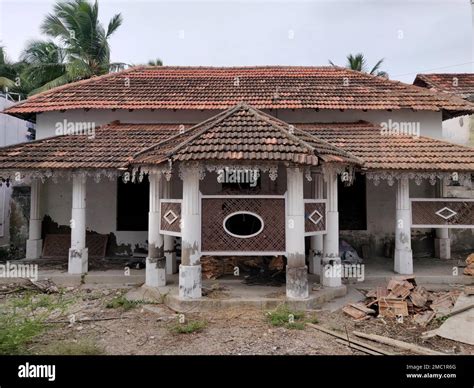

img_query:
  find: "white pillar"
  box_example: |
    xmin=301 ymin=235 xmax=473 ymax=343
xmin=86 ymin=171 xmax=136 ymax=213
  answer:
xmin=68 ymin=174 xmax=88 ymax=274
xmin=162 ymin=179 xmax=177 ymax=274
xmin=322 ymin=168 xmax=342 ymax=287
xmin=435 ymin=228 xmax=451 ymax=260
xmin=146 ymin=173 xmax=166 ymax=287
xmin=394 ymin=177 xmax=413 ymax=274
xmin=308 ymin=174 xmax=324 ymax=276
xmin=435 ymin=179 xmax=451 ymax=260
xmin=179 ymin=166 xmax=201 ymax=299
xmin=26 ymin=179 xmax=43 ymax=259
xmin=286 ymin=167 xmax=309 ymax=299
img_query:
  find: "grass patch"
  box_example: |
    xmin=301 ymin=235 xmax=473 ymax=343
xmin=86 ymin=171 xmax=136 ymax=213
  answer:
xmin=265 ymin=304 xmax=306 ymax=330
xmin=169 ymin=320 xmax=207 ymax=334
xmin=0 ymin=312 xmax=44 ymax=355
xmin=0 ymin=292 xmax=76 ymax=355
xmin=39 ymin=340 xmax=104 ymax=355
xmin=105 ymin=296 xmax=139 ymax=311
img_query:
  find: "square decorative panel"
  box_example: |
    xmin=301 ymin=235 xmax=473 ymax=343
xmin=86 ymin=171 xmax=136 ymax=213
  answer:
xmin=160 ymin=201 xmax=182 ymax=234
xmin=305 ymin=202 xmax=326 ymax=234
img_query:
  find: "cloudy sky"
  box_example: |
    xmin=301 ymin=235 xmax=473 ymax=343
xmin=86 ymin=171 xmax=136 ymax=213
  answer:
xmin=0 ymin=0 xmax=472 ymax=83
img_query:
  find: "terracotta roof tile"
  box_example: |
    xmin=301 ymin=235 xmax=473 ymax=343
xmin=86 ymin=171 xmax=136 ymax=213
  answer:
xmin=0 ymin=113 xmax=473 ymax=172
xmin=0 ymin=123 xmax=184 ymax=170
xmin=298 ymin=121 xmax=474 ymax=171
xmin=414 ymin=73 xmax=474 ymax=101
xmin=4 ymin=66 xmax=474 ymax=116
xmin=132 ymin=104 xmax=360 ymax=167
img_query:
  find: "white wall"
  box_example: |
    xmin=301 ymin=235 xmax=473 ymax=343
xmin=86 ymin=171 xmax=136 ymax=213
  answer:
xmin=0 ymin=97 xmax=30 ymax=146
xmin=41 ymin=177 xmax=147 ymax=253
xmin=36 ymin=108 xmax=443 ymax=139
xmin=442 ymin=114 xmax=473 ymax=146
xmin=0 ymin=97 xmax=33 ymax=247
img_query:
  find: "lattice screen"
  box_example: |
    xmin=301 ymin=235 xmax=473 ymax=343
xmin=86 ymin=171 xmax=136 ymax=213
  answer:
xmin=411 ymin=200 xmax=473 ymax=227
xmin=201 ymin=197 xmax=285 ymax=252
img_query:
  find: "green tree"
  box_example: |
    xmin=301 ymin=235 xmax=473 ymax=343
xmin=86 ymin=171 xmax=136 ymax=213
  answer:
xmin=147 ymin=58 xmax=163 ymax=66
xmin=329 ymin=53 xmax=388 ymax=78
xmin=25 ymin=0 xmax=123 ymax=94
xmin=0 ymin=46 xmax=17 ymax=90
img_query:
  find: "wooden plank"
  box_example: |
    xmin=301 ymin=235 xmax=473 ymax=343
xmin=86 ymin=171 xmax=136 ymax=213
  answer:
xmin=388 ymin=283 xmax=411 ymax=299
xmin=343 ymin=305 xmax=367 ymax=320
xmin=306 ymin=323 xmax=395 ymax=355
xmin=350 ymin=303 xmax=376 ymax=315
xmin=387 ymin=279 xmax=402 ymax=291
xmin=464 ymin=286 xmax=474 ymax=296
xmin=376 ymin=286 xmax=389 ymax=300
xmin=413 ymin=310 xmax=435 ymax=327
xmin=410 ymin=286 xmax=429 ymax=307
xmin=352 ymin=331 xmax=445 ymax=355
xmin=335 ymin=339 xmax=382 ymax=355
xmin=378 ymin=298 xmax=409 ymax=317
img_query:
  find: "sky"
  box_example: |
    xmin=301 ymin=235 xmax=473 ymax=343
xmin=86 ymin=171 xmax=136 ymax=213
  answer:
xmin=0 ymin=0 xmax=472 ymax=83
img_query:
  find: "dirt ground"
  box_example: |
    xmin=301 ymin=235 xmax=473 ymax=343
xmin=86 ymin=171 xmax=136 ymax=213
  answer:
xmin=1 ymin=284 xmax=472 ymax=356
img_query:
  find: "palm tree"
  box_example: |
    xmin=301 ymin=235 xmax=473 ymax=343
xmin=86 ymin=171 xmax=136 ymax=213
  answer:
xmin=20 ymin=40 xmax=67 ymax=93
xmin=25 ymin=0 xmax=123 ymax=93
xmin=329 ymin=53 xmax=388 ymax=78
xmin=147 ymin=59 xmax=163 ymax=66
xmin=0 ymin=46 xmax=16 ymax=90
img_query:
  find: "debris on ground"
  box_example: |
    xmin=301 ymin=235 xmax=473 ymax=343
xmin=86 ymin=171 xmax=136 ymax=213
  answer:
xmin=429 ymin=293 xmax=474 ymax=346
xmin=201 ymin=256 xmax=286 ymax=286
xmin=343 ymin=276 xmax=462 ymax=326
xmin=339 ymin=240 xmax=363 ymax=265
xmin=0 ymin=278 xmax=59 ymax=296
xmin=463 ymin=253 xmax=474 ymax=276
xmin=201 ymin=256 xmax=236 ymax=279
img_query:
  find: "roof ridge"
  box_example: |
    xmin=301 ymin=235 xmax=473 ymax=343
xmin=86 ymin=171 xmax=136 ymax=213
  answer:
xmin=131 ymin=104 xmax=243 ymax=161
xmin=245 ymin=105 xmax=362 ymax=161
xmin=243 ymin=105 xmax=316 ymax=153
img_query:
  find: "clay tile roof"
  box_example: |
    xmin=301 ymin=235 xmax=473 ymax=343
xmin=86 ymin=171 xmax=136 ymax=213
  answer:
xmin=0 ymin=122 xmax=186 ymax=170
xmin=414 ymin=73 xmax=474 ymax=101
xmin=4 ymin=66 xmax=474 ymax=117
xmin=132 ymin=103 xmax=361 ymax=167
xmin=297 ymin=121 xmax=474 ymax=171
xmin=0 ymin=117 xmax=473 ymax=173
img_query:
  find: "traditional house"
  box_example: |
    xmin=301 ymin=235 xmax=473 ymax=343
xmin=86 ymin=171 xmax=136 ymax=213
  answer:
xmin=1 ymin=66 xmax=473 ymax=299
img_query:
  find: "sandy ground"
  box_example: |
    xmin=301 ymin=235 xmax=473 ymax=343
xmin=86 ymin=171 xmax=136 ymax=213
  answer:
xmin=1 ymin=285 xmax=472 ymax=356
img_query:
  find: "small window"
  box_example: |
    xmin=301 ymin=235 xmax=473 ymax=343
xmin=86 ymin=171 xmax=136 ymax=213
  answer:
xmin=223 ymin=211 xmax=264 ymax=238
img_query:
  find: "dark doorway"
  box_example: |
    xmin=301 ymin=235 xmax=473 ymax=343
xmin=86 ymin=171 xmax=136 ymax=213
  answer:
xmin=338 ymin=173 xmax=367 ymax=230
xmin=116 ymin=178 xmax=149 ymax=231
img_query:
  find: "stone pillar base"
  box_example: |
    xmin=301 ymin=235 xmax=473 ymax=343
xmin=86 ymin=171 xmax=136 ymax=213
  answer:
xmin=68 ymin=248 xmax=88 ymax=274
xmin=146 ymin=257 xmax=166 ymax=287
xmin=165 ymin=251 xmax=177 ymax=274
xmin=179 ymin=264 xmax=202 ymax=299
xmin=321 ymin=257 xmax=342 ymax=287
xmin=394 ymin=249 xmax=413 ymax=274
xmin=286 ymin=265 xmax=309 ymax=299
xmin=308 ymin=251 xmax=322 ymax=276
xmin=26 ymin=239 xmax=43 ymax=259
xmin=434 ymin=238 xmax=451 ymax=260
